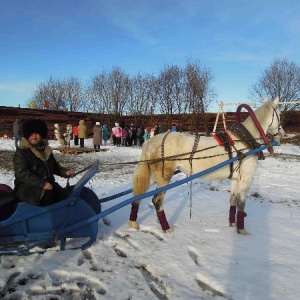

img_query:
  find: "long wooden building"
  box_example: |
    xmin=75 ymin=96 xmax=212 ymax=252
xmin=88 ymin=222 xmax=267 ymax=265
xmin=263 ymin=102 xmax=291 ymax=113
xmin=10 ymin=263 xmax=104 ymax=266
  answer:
xmin=0 ymin=105 xmax=299 ymax=139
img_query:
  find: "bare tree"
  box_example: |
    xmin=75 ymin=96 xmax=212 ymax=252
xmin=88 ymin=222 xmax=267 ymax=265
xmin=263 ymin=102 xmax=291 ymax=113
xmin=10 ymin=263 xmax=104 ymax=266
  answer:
xmin=250 ymin=58 xmax=300 ymax=124
xmin=156 ymin=65 xmax=178 ymax=115
xmin=90 ymin=67 xmax=130 ymax=118
xmin=64 ymin=77 xmax=84 ymax=112
xmin=30 ymin=77 xmax=67 ymax=110
xmin=154 ymin=65 xmax=187 ymax=129
xmin=28 ymin=61 xmax=217 ymax=133
xmin=126 ymin=73 xmax=157 ymax=115
xmin=185 ymin=61 xmax=215 ymax=134
xmin=45 ymin=77 xmax=67 ymax=110
xmin=109 ymin=67 xmax=130 ymax=116
xmin=90 ymin=70 xmax=112 ymax=114
xmin=29 ymin=83 xmax=48 ymax=109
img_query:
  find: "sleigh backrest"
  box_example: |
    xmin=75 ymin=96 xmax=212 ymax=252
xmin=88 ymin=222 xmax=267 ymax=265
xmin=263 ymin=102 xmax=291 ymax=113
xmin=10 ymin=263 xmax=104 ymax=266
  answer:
xmin=69 ymin=160 xmax=99 ymax=198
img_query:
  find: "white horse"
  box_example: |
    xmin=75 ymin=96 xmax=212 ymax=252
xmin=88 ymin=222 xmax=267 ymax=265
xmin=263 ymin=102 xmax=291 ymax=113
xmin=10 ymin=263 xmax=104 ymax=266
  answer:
xmin=129 ymin=97 xmax=285 ymax=234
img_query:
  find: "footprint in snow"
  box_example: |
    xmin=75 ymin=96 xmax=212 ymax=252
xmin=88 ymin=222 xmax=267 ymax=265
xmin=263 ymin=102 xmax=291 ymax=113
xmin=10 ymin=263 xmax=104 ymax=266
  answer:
xmin=136 ymin=264 xmax=169 ymax=300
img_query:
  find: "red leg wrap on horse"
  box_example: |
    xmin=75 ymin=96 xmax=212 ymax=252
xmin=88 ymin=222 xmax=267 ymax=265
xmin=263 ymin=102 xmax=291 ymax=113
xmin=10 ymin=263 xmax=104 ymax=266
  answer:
xmin=229 ymin=205 xmax=236 ymax=224
xmin=129 ymin=203 xmax=139 ymax=221
xmin=237 ymin=211 xmax=245 ymax=230
xmin=157 ymin=211 xmax=170 ymax=231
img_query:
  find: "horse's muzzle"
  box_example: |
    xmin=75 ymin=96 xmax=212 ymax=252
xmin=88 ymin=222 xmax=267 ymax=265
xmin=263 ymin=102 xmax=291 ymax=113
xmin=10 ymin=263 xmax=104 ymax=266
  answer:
xmin=273 ymin=127 xmax=285 ymax=145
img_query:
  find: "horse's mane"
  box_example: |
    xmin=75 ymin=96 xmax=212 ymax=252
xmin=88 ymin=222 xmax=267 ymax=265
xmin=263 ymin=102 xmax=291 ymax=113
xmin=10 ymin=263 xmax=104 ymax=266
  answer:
xmin=243 ymin=100 xmax=274 ymax=132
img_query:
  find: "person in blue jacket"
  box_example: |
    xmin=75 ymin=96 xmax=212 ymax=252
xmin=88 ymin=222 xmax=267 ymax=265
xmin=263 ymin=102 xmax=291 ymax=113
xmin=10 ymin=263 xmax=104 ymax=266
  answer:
xmin=171 ymin=124 xmax=177 ymax=132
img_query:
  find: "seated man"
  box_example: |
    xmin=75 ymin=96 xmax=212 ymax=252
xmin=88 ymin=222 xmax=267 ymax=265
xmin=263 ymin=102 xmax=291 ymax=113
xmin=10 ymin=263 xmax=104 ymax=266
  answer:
xmin=13 ymin=118 xmax=75 ymax=206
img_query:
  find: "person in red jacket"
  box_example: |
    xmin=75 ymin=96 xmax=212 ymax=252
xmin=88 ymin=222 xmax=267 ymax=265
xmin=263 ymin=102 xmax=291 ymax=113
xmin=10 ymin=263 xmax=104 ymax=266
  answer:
xmin=72 ymin=125 xmax=79 ymax=146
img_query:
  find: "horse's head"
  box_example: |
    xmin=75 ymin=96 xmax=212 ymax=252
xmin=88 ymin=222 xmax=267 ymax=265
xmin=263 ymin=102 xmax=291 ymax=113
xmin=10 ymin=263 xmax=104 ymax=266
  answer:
xmin=264 ymin=96 xmax=285 ymax=145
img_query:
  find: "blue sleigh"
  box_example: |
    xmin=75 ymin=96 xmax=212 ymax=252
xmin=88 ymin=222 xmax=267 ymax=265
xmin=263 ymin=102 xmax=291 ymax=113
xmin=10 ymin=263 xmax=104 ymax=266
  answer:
xmin=0 ymin=160 xmax=101 ymax=255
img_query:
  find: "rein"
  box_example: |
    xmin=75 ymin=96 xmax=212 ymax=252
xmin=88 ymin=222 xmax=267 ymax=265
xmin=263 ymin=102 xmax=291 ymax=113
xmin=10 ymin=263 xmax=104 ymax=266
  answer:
xmin=66 ymin=163 xmax=96 ymax=188
xmin=96 ymin=140 xmax=265 ymax=168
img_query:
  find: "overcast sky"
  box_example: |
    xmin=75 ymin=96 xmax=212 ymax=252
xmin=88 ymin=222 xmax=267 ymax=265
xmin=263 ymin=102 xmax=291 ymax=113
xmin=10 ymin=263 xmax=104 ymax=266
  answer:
xmin=1 ymin=0 xmax=300 ymax=111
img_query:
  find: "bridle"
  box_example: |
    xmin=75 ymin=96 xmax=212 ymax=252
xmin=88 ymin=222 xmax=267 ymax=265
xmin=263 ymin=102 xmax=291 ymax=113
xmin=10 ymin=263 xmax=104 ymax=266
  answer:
xmin=268 ymin=106 xmax=283 ymax=138
xmin=236 ymin=103 xmax=282 ymax=154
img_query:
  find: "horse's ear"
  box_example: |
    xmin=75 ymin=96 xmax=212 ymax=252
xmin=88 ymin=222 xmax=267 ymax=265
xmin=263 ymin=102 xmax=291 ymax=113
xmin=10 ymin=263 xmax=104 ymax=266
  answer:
xmin=274 ymin=96 xmax=280 ymax=106
xmin=263 ymin=96 xmax=269 ymax=103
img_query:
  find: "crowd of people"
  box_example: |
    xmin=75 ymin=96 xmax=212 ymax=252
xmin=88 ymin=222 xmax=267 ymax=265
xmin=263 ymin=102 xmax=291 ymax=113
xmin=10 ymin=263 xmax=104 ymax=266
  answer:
xmin=110 ymin=122 xmax=174 ymax=147
xmin=10 ymin=118 xmax=178 ymax=150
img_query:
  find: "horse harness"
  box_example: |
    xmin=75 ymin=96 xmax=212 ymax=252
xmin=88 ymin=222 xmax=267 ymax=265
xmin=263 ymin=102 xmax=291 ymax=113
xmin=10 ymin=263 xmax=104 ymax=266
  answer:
xmin=160 ymin=120 xmax=265 ymax=180
xmin=161 ymin=131 xmax=171 ymax=177
xmin=230 ymin=122 xmax=265 ymax=160
xmin=160 ymin=131 xmax=201 ymax=178
xmin=213 ymin=122 xmax=266 ymax=179
xmin=213 ymin=131 xmax=235 ymax=178
xmin=189 ymin=132 xmax=201 ymax=175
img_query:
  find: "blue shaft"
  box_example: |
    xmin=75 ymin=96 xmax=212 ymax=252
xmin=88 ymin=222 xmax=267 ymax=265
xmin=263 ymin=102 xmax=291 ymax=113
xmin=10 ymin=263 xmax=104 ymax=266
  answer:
xmin=99 ymin=170 xmax=181 ymax=203
xmin=57 ymin=142 xmax=277 ymax=237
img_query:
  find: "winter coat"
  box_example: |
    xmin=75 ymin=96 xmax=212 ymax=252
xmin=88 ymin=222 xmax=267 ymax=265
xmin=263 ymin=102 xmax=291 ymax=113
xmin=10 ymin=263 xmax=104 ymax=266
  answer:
xmin=122 ymin=128 xmax=129 ymax=139
xmin=13 ymin=119 xmax=21 ymax=137
xmin=154 ymin=125 xmax=160 ymax=135
xmin=102 ymin=124 xmax=110 ymax=141
xmin=78 ymin=120 xmax=87 ymax=138
xmin=72 ymin=126 xmax=79 ymax=136
xmin=93 ymin=125 xmax=102 ymax=145
xmin=143 ymin=131 xmax=149 ymax=141
xmin=171 ymin=125 xmax=177 ymax=132
xmin=136 ymin=127 xmax=143 ymax=138
xmin=13 ymin=138 xmax=69 ymax=205
xmin=113 ymin=126 xmax=122 ymax=138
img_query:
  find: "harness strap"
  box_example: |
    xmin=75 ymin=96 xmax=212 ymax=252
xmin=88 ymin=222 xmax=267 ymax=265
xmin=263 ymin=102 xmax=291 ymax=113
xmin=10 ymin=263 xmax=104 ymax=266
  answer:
xmin=230 ymin=122 xmax=265 ymax=160
xmin=188 ymin=133 xmax=201 ymax=219
xmin=189 ymin=133 xmax=201 ymax=169
xmin=213 ymin=131 xmax=234 ymax=178
xmin=161 ymin=131 xmax=171 ymax=178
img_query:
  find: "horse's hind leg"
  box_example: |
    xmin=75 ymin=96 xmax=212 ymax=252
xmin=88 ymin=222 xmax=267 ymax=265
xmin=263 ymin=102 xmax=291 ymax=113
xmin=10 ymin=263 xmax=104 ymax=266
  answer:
xmin=152 ymin=191 xmax=172 ymax=232
xmin=129 ymin=160 xmax=152 ymax=230
xmin=151 ymin=166 xmax=174 ymax=232
xmin=229 ymin=178 xmax=238 ymax=227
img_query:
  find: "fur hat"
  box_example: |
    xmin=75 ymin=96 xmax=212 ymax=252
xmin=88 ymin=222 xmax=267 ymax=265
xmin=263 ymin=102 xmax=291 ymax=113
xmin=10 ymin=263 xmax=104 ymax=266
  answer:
xmin=96 ymin=122 xmax=100 ymax=125
xmin=22 ymin=119 xmax=48 ymax=139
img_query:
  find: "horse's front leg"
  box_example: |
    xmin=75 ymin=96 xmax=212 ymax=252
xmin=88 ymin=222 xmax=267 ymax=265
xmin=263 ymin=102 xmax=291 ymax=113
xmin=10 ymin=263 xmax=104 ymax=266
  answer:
xmin=229 ymin=176 xmax=252 ymax=235
xmin=152 ymin=191 xmax=173 ymax=232
xmin=232 ymin=194 xmax=248 ymax=235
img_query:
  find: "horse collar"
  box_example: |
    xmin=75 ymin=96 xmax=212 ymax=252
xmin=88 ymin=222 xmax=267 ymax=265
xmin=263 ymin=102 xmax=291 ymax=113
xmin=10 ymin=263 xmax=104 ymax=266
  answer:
xmin=236 ymin=104 xmax=274 ymax=154
xmin=230 ymin=123 xmax=265 ymax=160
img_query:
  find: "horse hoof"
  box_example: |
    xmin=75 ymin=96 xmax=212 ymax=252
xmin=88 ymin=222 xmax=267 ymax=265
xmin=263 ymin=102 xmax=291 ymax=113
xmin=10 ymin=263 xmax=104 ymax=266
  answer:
xmin=229 ymin=222 xmax=237 ymax=227
xmin=237 ymin=228 xmax=249 ymax=235
xmin=163 ymin=228 xmax=174 ymax=233
xmin=128 ymin=220 xmax=140 ymax=230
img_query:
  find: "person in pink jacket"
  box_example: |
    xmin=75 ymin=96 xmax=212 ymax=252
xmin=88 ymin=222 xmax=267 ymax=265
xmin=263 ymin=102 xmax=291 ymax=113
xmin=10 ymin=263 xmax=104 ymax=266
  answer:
xmin=113 ymin=123 xmax=122 ymax=146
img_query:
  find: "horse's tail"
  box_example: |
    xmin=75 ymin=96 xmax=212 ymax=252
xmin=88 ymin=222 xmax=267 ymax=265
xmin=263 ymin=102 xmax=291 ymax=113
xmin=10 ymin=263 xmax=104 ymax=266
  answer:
xmin=133 ymin=151 xmax=151 ymax=196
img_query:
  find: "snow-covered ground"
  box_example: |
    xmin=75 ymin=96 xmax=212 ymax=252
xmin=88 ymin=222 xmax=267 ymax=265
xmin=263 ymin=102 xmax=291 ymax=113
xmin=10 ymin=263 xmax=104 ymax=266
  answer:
xmin=0 ymin=138 xmax=300 ymax=300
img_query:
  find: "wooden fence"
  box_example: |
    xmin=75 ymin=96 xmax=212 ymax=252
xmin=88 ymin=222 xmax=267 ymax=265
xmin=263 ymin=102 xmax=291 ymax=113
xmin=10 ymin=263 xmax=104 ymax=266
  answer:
xmin=1 ymin=106 xmax=299 ymax=140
